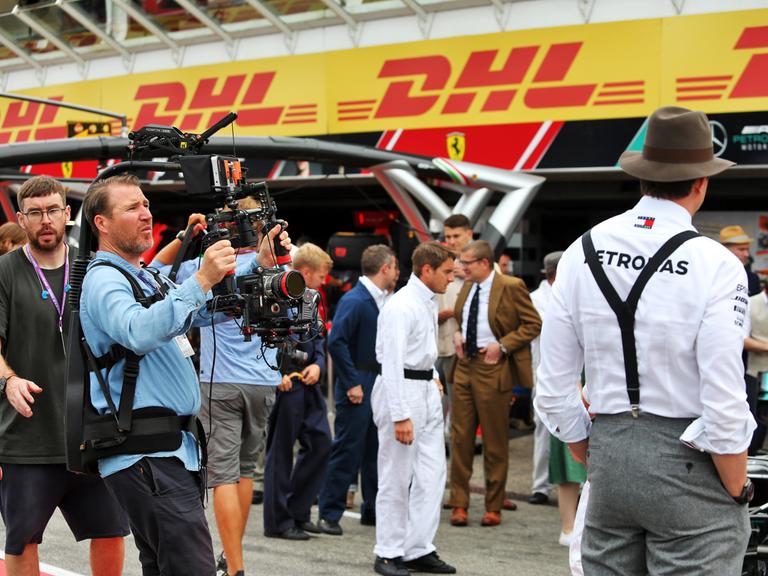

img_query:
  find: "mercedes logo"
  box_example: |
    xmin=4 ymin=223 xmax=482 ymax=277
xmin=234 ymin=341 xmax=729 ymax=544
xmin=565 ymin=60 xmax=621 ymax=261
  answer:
xmin=710 ymin=121 xmax=727 ymax=157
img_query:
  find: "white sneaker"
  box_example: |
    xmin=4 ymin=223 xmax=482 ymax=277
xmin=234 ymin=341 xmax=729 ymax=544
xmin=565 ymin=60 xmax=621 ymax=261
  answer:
xmin=558 ymin=531 xmax=572 ymax=547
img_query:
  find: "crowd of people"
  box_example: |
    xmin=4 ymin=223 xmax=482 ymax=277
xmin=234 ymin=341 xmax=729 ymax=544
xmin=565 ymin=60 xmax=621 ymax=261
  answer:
xmin=0 ymin=104 xmax=765 ymax=576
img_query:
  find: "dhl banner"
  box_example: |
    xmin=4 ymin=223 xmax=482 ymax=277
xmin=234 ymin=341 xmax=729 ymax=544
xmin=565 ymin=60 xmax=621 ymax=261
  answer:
xmin=1 ymin=8 xmax=768 ymax=144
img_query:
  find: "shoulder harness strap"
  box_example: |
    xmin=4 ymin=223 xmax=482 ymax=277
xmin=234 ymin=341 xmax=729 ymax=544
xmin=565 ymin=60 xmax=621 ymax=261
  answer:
xmin=86 ymin=261 xmax=167 ymax=433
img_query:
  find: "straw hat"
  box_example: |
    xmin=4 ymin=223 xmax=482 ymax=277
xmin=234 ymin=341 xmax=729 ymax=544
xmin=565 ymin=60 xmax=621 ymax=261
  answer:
xmin=719 ymin=225 xmax=753 ymax=245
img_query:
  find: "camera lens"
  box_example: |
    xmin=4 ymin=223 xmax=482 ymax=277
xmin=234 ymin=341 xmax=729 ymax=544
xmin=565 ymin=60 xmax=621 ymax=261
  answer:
xmin=270 ymin=270 xmax=305 ymax=299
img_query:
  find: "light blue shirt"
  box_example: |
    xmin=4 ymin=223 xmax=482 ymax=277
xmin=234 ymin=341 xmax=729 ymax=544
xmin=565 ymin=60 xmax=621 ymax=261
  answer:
xmin=152 ymin=254 xmax=280 ymax=386
xmin=81 ymin=251 xmax=219 ymax=477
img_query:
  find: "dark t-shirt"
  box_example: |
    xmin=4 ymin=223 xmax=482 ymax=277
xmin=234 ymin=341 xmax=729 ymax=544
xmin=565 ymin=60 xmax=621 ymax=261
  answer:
xmin=0 ymin=248 xmax=71 ymax=463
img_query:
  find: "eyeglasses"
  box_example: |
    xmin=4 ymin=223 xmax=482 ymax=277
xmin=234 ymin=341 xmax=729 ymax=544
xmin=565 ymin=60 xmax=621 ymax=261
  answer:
xmin=459 ymin=258 xmax=481 ymax=266
xmin=22 ymin=207 xmax=66 ymax=223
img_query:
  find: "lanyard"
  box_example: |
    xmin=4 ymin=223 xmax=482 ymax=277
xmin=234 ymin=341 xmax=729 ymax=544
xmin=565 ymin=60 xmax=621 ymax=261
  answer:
xmin=24 ymin=244 xmax=70 ymax=333
xmin=136 ymin=269 xmax=159 ymax=294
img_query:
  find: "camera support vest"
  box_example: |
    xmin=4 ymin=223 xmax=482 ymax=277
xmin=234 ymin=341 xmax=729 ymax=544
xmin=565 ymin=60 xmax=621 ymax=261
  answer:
xmin=66 ymin=261 xmax=205 ymax=475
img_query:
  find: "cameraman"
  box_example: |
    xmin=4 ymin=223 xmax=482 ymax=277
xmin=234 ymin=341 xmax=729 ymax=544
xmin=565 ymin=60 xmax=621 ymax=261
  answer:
xmin=263 ymin=242 xmax=332 ymax=539
xmin=80 ymin=174 xmax=291 ymax=575
xmin=151 ymin=199 xmax=282 ymax=576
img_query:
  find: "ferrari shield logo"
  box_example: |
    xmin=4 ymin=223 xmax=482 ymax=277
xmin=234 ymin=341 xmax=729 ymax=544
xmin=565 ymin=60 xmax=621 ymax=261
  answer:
xmin=447 ymin=132 xmax=465 ymax=161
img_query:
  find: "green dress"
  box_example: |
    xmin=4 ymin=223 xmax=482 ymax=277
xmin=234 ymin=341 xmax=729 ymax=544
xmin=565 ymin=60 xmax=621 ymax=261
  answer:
xmin=548 ymin=435 xmax=587 ymax=485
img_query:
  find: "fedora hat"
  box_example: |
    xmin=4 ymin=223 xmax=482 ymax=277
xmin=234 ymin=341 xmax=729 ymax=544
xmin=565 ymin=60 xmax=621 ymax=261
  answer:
xmin=619 ymin=106 xmax=734 ymax=182
xmin=540 ymin=251 xmax=564 ymax=275
xmin=719 ymin=225 xmax=753 ymax=245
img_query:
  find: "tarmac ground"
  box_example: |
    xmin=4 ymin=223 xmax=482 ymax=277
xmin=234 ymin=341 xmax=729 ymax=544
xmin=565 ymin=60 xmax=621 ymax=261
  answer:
xmin=2 ymin=431 xmax=572 ymax=576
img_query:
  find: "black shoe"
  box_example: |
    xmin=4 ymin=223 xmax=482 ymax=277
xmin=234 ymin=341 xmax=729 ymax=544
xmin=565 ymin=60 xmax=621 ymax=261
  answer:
xmin=404 ymin=552 xmax=457 ymax=574
xmin=360 ymin=513 xmax=376 ymax=526
xmin=374 ymin=556 xmax=409 ymax=576
xmin=527 ymin=492 xmax=549 ymax=505
xmin=297 ymin=520 xmax=322 ymax=534
xmin=216 ymin=551 xmax=227 ymax=576
xmin=252 ymin=490 xmax=264 ymax=505
xmin=317 ymin=518 xmax=343 ymax=536
xmin=265 ymin=527 xmax=311 ymax=540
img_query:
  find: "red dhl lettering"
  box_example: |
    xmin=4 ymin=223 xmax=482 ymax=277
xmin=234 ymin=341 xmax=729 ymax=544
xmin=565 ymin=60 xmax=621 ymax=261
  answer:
xmin=0 ymin=96 xmax=66 ymax=144
xmin=673 ymin=26 xmax=768 ymax=102
xmin=370 ymin=42 xmax=606 ymax=120
xmin=730 ymin=26 xmax=768 ymax=98
xmin=132 ymin=72 xmax=309 ymax=131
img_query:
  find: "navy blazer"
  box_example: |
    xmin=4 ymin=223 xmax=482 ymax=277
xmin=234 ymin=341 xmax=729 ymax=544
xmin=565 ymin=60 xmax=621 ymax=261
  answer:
xmin=327 ymin=280 xmax=379 ymax=403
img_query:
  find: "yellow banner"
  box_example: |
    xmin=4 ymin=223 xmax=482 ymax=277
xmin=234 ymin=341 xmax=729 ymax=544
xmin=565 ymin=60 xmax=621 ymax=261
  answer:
xmin=0 ymin=8 xmax=766 ymax=143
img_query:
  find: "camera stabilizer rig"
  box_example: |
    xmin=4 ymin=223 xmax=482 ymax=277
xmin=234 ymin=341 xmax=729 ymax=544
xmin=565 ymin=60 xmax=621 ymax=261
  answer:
xmin=65 ymin=113 xmax=323 ymax=473
xmin=129 ymin=111 xmax=323 ymax=345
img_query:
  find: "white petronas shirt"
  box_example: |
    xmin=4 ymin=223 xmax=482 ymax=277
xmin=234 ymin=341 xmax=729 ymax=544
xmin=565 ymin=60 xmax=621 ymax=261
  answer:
xmin=535 ymin=194 xmax=756 ymax=455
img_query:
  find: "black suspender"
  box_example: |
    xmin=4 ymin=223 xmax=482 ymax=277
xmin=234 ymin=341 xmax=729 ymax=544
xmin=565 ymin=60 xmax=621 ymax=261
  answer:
xmin=581 ymin=229 xmax=699 ymax=417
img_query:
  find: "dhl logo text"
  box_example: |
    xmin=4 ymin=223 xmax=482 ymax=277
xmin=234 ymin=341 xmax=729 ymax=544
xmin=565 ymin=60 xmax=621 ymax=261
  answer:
xmin=133 ymin=72 xmax=318 ymax=133
xmin=0 ymin=97 xmax=66 ymax=144
xmin=339 ymin=42 xmax=638 ymax=122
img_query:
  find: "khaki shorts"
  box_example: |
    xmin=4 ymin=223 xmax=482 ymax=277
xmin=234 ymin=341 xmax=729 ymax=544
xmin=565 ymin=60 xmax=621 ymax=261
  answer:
xmin=199 ymin=382 xmax=275 ymax=487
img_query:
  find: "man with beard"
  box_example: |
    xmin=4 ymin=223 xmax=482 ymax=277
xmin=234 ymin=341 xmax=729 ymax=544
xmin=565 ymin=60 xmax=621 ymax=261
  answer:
xmin=80 ymin=174 xmax=291 ymax=574
xmin=0 ymin=175 xmax=129 ymax=576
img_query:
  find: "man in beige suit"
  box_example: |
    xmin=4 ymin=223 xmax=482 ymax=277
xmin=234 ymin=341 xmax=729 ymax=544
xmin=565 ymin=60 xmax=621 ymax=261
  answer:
xmin=448 ymin=240 xmax=541 ymax=527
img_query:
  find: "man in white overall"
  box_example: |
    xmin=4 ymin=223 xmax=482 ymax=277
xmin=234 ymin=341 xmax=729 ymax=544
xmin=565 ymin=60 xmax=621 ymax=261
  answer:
xmin=371 ymin=241 xmax=457 ymax=576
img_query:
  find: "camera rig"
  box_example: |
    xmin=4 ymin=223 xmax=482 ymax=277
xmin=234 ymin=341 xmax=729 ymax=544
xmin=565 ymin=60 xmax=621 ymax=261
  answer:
xmin=67 ymin=111 xmax=323 ymax=363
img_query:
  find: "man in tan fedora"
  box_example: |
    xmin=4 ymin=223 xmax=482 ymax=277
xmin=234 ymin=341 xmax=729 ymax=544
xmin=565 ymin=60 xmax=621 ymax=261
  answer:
xmin=536 ymin=106 xmax=755 ymax=575
xmin=720 ymin=225 xmax=761 ymax=296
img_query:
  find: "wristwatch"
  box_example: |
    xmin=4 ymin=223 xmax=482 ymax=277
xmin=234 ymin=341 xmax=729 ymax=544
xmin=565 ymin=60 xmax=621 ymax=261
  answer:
xmin=734 ymin=478 xmax=754 ymax=505
xmin=175 ymin=230 xmax=186 ymax=242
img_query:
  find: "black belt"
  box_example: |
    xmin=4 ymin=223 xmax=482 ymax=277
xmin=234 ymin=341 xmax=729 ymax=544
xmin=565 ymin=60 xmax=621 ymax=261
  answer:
xmin=358 ymin=362 xmax=433 ymax=381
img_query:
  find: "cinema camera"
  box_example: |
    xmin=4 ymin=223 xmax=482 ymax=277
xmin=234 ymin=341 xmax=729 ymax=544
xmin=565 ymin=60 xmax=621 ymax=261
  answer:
xmin=126 ymin=112 xmax=324 ymax=347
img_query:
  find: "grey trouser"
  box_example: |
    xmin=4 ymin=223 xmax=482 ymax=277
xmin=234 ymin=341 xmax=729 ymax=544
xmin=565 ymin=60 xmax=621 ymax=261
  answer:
xmin=199 ymin=382 xmax=276 ymax=488
xmin=583 ymin=412 xmax=750 ymax=576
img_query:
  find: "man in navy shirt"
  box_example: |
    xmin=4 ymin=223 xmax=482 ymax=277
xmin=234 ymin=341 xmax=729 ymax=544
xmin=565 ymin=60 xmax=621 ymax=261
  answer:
xmin=263 ymin=243 xmax=332 ymax=540
xmin=317 ymin=245 xmax=398 ymax=535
